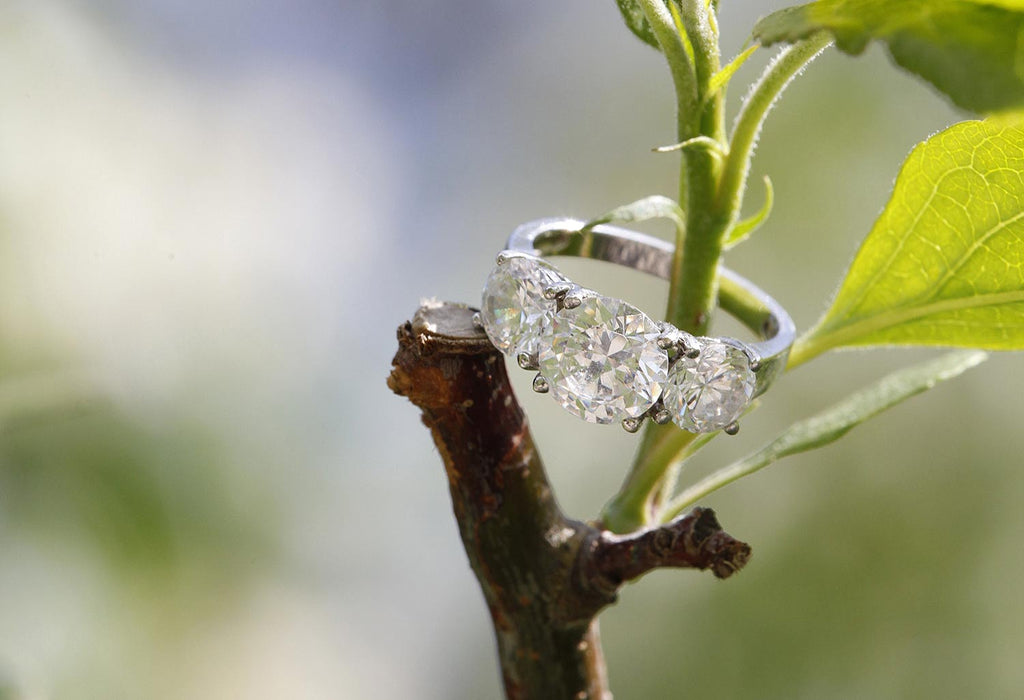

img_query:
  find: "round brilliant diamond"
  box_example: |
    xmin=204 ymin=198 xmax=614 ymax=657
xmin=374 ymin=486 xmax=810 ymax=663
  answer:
xmin=663 ymin=341 xmax=755 ymax=433
xmin=537 ymin=296 xmax=667 ymax=424
xmin=480 ymin=256 xmax=568 ymax=356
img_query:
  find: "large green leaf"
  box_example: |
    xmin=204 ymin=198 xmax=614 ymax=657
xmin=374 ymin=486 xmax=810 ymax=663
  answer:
xmin=616 ymin=0 xmax=662 ymax=50
xmin=663 ymin=350 xmax=987 ymax=516
xmin=754 ymin=0 xmax=1024 ymax=113
xmin=792 ymin=118 xmax=1024 ymax=365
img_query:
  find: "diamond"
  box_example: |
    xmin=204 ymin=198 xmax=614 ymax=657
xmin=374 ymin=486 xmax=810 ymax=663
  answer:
xmin=537 ymin=295 xmax=667 ymax=424
xmin=480 ymin=255 xmax=569 ymax=356
xmin=663 ymin=340 xmax=755 ymax=433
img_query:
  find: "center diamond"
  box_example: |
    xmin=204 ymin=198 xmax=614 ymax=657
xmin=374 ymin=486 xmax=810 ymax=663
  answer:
xmin=662 ymin=340 xmax=755 ymax=433
xmin=537 ymin=295 xmax=667 ymax=424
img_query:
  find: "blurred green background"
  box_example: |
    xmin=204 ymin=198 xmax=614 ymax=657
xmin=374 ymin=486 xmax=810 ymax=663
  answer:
xmin=0 ymin=1 xmax=1021 ymax=698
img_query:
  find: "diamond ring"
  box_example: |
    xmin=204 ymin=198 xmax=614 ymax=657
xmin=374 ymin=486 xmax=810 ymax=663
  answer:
xmin=477 ymin=218 xmax=795 ymax=435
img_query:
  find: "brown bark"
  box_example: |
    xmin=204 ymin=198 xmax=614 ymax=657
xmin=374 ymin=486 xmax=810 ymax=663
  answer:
xmin=388 ymin=301 xmax=751 ymax=699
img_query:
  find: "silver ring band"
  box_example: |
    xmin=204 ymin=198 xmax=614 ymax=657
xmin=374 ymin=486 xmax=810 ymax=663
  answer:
xmin=479 ymin=217 xmax=795 ymax=434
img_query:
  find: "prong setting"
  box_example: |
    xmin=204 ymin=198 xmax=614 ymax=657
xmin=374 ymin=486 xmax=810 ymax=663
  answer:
xmin=532 ymin=374 xmax=550 ymax=394
xmin=720 ymin=337 xmax=761 ymax=370
xmin=560 ymin=289 xmax=585 ymax=310
xmin=517 ymin=352 xmax=539 ymax=371
xmin=494 ymin=249 xmax=537 ymax=266
xmin=662 ymin=340 xmax=756 ymax=434
xmin=724 ymin=421 xmax=740 ymax=436
xmin=656 ymin=325 xmax=681 ymax=350
xmin=747 ymin=352 xmax=762 ymax=372
xmin=656 ymin=323 xmax=700 ymax=358
xmin=680 ymin=335 xmax=702 ymax=358
xmin=543 ymin=283 xmax=572 ymax=301
xmin=621 ymin=416 xmax=644 ymax=433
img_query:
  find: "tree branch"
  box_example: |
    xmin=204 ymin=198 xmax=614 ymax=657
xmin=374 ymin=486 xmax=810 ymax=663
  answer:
xmin=389 ymin=301 xmax=751 ymax=699
xmin=582 ymin=507 xmax=751 ymax=595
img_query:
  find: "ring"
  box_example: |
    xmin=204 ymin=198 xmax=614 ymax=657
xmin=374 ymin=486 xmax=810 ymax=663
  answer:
xmin=477 ymin=218 xmax=795 ymax=434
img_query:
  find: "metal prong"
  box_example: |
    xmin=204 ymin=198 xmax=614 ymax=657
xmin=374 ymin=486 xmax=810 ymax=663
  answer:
xmin=561 ymin=290 xmax=584 ymax=310
xmin=495 ymin=251 xmax=513 ymax=265
xmin=532 ymin=374 xmax=549 ymax=394
xmin=543 ymin=283 xmax=572 ymax=301
xmin=680 ymin=335 xmax=701 ymax=358
xmin=656 ymin=322 xmax=679 ymax=350
xmin=471 ymin=312 xmax=485 ymax=330
xmin=517 ymin=352 xmax=539 ymax=371
xmin=721 ymin=337 xmax=760 ymax=370
xmin=653 ymin=409 xmax=672 ymax=425
xmin=734 ymin=341 xmax=761 ymax=370
xmin=621 ymin=416 xmax=644 ymax=433
xmin=746 ymin=348 xmax=763 ymax=372
xmin=657 ymin=326 xmax=685 ymax=352
xmin=723 ymin=421 xmax=740 ymax=436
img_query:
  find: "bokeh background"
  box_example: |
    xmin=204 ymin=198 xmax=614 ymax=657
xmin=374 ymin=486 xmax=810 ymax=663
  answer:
xmin=1 ymin=1 xmax=1021 ymax=698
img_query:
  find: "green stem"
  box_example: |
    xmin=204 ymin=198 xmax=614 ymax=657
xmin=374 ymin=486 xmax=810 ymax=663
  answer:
xmin=678 ymin=0 xmax=724 ymax=142
xmin=603 ymin=421 xmax=721 ymax=532
xmin=610 ymin=1 xmax=727 ymax=533
xmin=668 ymin=150 xmax=724 ymax=333
xmin=637 ymin=0 xmax=699 ymax=138
xmin=611 ymin=22 xmax=831 ymax=535
xmin=715 ymin=32 xmax=832 ymax=225
xmin=665 ymin=1 xmax=726 ymax=335
xmin=603 ymin=424 xmax=695 ymax=531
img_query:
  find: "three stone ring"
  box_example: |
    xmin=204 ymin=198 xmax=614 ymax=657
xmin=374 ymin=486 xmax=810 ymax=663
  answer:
xmin=477 ymin=218 xmax=795 ymax=435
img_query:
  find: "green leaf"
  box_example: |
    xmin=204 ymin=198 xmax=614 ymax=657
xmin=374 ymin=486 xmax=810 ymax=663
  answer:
xmin=663 ymin=350 xmax=987 ymax=516
xmin=791 ymin=118 xmax=1024 ymax=365
xmin=665 ymin=0 xmax=697 ymax=67
xmin=724 ymin=176 xmax=773 ymax=249
xmin=653 ymin=135 xmax=726 ymax=158
xmin=753 ymin=0 xmax=1024 ymax=113
xmin=708 ymin=44 xmax=759 ymax=99
xmin=616 ymin=0 xmax=662 ymax=51
xmin=585 ymin=195 xmax=686 ymax=232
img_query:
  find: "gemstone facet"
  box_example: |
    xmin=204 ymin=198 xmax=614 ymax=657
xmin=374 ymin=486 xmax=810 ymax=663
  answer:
xmin=480 ymin=255 xmax=568 ymax=356
xmin=663 ymin=340 xmax=755 ymax=433
xmin=537 ymin=295 xmax=667 ymax=424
